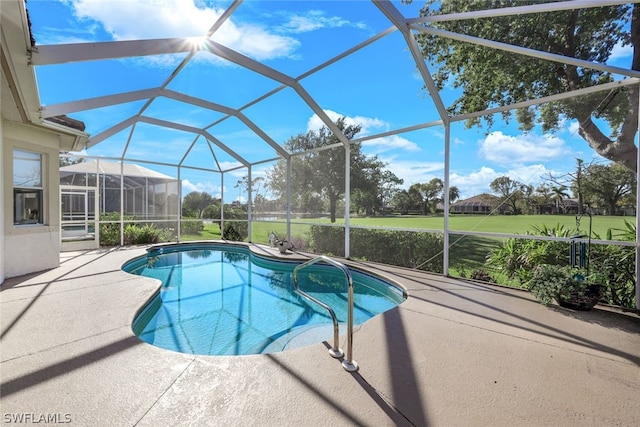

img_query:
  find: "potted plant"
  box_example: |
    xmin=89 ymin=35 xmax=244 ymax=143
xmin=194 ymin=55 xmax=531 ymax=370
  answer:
xmin=527 ymin=264 xmax=602 ymax=310
xmin=277 ymin=239 xmax=294 ymax=254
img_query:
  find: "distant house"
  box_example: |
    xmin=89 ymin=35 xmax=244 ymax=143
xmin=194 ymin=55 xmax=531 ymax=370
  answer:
xmin=450 ymin=194 xmax=495 ymax=214
xmin=60 ymin=159 xmax=179 ymax=219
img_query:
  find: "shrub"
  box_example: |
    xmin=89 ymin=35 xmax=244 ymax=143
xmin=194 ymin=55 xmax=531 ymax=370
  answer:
xmin=527 ymin=264 xmax=588 ymax=306
xmin=99 ymin=212 xmax=133 ymax=246
xmin=123 ymin=224 xmax=140 ymax=245
xmin=181 ymin=220 xmax=204 ymax=236
xmin=124 ymin=223 xmax=161 ymax=245
xmin=309 ymin=226 xmax=444 ymax=273
xmin=222 ymin=222 xmax=248 ymax=242
xmin=589 ymin=244 xmax=636 ymax=308
xmin=486 ymin=223 xmax=636 ymax=308
xmin=137 ymin=224 xmax=160 ymax=244
xmin=486 ymin=223 xmax=574 ymax=285
xmin=309 ymin=226 xmax=345 ymax=257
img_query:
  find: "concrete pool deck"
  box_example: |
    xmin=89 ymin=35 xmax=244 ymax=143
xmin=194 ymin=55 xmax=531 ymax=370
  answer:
xmin=1 ymin=244 xmax=639 ymax=426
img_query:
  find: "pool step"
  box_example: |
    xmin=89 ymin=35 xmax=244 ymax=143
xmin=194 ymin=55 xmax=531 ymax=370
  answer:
xmin=258 ymin=323 xmax=347 ymax=353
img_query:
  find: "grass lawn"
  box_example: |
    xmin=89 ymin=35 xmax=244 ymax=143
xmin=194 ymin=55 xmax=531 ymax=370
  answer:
xmin=280 ymin=214 xmax=632 ymax=237
xmin=184 ymin=214 xmax=634 ymax=246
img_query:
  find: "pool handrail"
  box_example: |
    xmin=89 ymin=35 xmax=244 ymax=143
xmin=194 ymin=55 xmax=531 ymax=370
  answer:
xmin=292 ymin=255 xmax=358 ymax=372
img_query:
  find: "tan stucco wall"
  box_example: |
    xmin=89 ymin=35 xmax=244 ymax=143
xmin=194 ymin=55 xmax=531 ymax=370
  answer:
xmin=0 ymin=117 xmax=4 ymax=284
xmin=2 ymin=120 xmax=62 ymax=278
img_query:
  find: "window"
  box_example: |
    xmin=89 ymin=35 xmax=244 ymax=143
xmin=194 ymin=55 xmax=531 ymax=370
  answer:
xmin=13 ymin=149 xmax=43 ymax=225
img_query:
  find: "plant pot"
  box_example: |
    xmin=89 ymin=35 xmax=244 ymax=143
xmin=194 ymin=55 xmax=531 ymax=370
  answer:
xmin=278 ymin=241 xmax=292 ymax=254
xmin=557 ymin=284 xmax=602 ymax=311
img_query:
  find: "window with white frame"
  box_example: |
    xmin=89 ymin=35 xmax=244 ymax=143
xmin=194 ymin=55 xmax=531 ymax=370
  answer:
xmin=13 ymin=149 xmax=44 ymax=225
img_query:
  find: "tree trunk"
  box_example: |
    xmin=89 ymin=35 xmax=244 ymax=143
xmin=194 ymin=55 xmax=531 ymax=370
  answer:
xmin=560 ymin=4 xmax=639 ymax=172
xmin=329 ymin=196 xmax=337 ymax=223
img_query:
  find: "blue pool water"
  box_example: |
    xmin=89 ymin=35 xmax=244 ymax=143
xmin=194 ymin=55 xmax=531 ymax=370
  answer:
xmin=124 ymin=243 xmax=405 ymax=356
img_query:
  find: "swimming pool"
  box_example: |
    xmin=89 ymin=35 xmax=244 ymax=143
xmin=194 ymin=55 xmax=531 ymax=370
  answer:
xmin=124 ymin=243 xmax=406 ymax=356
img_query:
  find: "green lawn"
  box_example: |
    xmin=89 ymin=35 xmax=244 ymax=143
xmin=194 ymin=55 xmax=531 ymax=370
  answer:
xmin=247 ymin=214 xmax=634 ymax=275
xmin=249 ymin=214 xmax=634 ymax=241
xmin=184 ymin=215 xmax=634 ymax=246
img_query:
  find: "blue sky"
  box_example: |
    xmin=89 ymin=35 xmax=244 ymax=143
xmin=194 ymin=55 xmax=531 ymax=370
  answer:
xmin=29 ymin=0 xmax=635 ymax=202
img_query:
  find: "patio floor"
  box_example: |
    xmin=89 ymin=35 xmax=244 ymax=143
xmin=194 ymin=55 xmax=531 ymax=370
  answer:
xmin=1 ymin=244 xmax=639 ymax=426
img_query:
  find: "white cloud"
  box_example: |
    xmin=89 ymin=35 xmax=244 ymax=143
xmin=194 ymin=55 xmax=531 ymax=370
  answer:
xmin=363 ymin=135 xmax=420 ymax=153
xmin=567 ymin=120 xmax=580 ymax=136
xmin=478 ymin=131 xmax=569 ymax=165
xmin=68 ymin=0 xmax=299 ymax=62
xmin=306 ymin=110 xmax=386 ymax=135
xmin=381 ymin=157 xmax=443 ymax=188
xmin=609 ymin=41 xmax=633 ymax=61
xmin=450 ymin=164 xmax=555 ymax=199
xmin=181 ymin=178 xmax=221 ymax=196
xmin=306 ymin=110 xmax=422 ymax=154
xmin=278 ymin=10 xmax=367 ymax=33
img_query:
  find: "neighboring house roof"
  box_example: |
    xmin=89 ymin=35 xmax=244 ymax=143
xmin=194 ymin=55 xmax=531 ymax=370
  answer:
xmin=60 ymin=159 xmax=175 ymax=181
xmin=562 ymin=198 xmax=580 ymax=206
xmin=452 ymin=193 xmax=495 ymax=206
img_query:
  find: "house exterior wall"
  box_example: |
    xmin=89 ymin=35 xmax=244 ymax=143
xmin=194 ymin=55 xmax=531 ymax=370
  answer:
xmin=0 ymin=117 xmax=4 ymax=284
xmin=2 ymin=121 xmax=62 ymax=278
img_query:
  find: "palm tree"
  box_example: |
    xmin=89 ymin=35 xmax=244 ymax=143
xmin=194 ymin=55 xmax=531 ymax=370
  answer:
xmin=449 ymin=186 xmax=460 ymax=204
xmin=551 ymin=185 xmax=570 ymax=214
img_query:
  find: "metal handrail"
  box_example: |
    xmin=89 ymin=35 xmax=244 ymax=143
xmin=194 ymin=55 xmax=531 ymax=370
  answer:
xmin=292 ymin=255 xmax=358 ymax=372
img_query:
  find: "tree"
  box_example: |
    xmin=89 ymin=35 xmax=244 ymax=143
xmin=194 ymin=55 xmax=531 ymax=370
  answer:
xmin=547 ymin=158 xmax=589 ymax=214
xmin=235 ymin=175 xmax=265 ymax=211
xmin=415 ymin=1 xmax=638 ymax=171
xmin=392 ymin=190 xmax=412 ymax=214
xmin=448 ymin=186 xmax=460 ymax=204
xmin=408 ymin=178 xmax=444 ymax=214
xmin=490 ymin=176 xmax=524 ymax=214
xmin=534 ymin=183 xmax=553 ymax=214
xmin=581 ymin=163 xmax=636 ymax=215
xmin=59 ymin=153 xmax=84 ymax=167
xmin=352 ymin=161 xmax=403 ymax=215
xmin=267 ymin=118 xmax=401 ymax=222
xmin=550 ymin=185 xmax=570 ymax=214
xmin=182 ymin=191 xmax=215 ymax=218
xmin=521 ymin=184 xmax=537 ymax=215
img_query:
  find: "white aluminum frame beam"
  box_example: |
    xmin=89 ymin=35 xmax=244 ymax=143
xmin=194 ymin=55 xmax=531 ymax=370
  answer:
xmin=411 ymin=25 xmax=640 ymax=79
xmin=351 ymin=119 xmax=444 ymax=144
xmin=41 ymin=88 xmax=162 ymax=118
xmin=452 ymin=78 xmax=640 ymax=123
xmin=136 ymin=115 xmax=249 ymax=167
xmin=31 ymin=38 xmax=196 ymax=66
xmin=202 ymin=25 xmax=398 ymax=136
xmin=162 ymin=90 xmax=289 ymax=159
xmin=408 ymin=0 xmax=632 ymax=24
xmin=373 ymin=1 xmax=450 ymax=125
xmin=88 ymin=116 xmax=137 ymax=147
xmin=43 ymin=87 xmax=290 ymax=160
xmin=201 ymin=39 xmax=352 ymax=146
